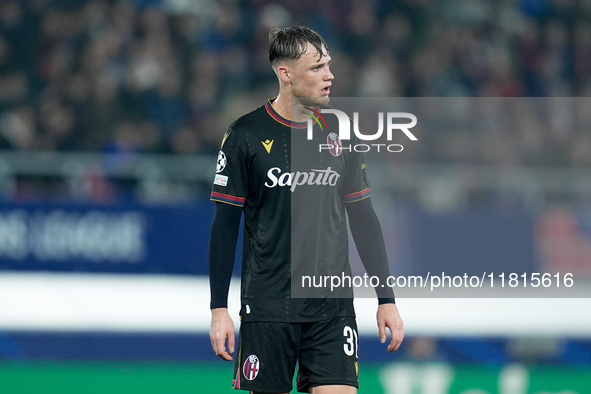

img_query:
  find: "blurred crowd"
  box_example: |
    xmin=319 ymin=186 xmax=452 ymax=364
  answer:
xmin=0 ymin=0 xmax=590 ymax=167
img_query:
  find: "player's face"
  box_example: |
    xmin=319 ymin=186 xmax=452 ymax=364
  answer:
xmin=288 ymin=43 xmax=333 ymax=107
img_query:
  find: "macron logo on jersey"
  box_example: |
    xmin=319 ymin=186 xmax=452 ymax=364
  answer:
xmin=261 ymin=139 xmax=274 ymax=154
xmin=264 ymin=167 xmax=340 ymax=192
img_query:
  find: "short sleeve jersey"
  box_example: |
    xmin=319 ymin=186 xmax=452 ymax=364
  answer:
xmin=211 ymin=99 xmax=371 ymax=323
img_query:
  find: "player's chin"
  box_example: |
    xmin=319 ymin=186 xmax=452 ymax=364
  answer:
xmin=298 ymin=96 xmax=330 ymax=107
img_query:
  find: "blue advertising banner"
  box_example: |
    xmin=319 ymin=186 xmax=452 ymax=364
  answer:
xmin=3 ymin=199 xmax=589 ymax=281
xmin=411 ymin=207 xmax=539 ymax=277
xmin=0 ymin=199 xmax=217 ymax=275
xmin=350 ymin=205 xmax=540 ymax=280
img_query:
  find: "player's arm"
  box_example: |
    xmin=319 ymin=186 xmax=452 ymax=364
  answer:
xmin=345 ymin=197 xmax=393 ymax=302
xmin=209 ymin=201 xmax=242 ymax=361
xmin=345 ymin=197 xmax=404 ymax=352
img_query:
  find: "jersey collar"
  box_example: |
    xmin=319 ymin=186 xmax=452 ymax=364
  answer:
xmin=265 ymin=98 xmax=318 ymax=129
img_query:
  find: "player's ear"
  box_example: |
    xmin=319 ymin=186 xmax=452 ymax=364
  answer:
xmin=276 ymin=64 xmax=291 ymax=83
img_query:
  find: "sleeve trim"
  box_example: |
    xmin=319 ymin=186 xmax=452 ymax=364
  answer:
xmin=343 ymin=188 xmax=372 ymax=203
xmin=211 ymin=192 xmax=246 ymax=207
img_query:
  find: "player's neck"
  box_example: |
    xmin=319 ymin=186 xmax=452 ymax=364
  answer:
xmin=272 ymin=93 xmax=310 ymax=123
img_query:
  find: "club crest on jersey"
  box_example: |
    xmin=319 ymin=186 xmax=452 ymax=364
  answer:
xmin=243 ymin=354 xmax=260 ymax=381
xmin=216 ymin=151 xmax=227 ymax=173
xmin=327 ymin=132 xmax=342 ymax=157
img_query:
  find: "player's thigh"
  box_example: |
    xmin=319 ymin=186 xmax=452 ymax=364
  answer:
xmin=309 ymin=385 xmax=357 ymax=394
xmin=233 ymin=321 xmax=300 ymax=393
xmin=296 ymin=316 xmax=359 ymax=393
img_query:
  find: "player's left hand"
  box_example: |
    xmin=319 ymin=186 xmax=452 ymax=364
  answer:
xmin=377 ymin=303 xmax=404 ymax=353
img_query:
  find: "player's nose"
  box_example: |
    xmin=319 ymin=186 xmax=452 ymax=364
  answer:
xmin=325 ymin=67 xmax=334 ymax=81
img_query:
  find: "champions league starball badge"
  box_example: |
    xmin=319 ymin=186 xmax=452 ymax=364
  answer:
xmin=216 ymin=151 xmax=227 ymax=173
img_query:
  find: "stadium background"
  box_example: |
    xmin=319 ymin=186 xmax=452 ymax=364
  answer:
xmin=1 ymin=0 xmax=591 ymax=393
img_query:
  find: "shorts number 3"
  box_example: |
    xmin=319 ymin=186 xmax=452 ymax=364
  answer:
xmin=343 ymin=325 xmax=358 ymax=358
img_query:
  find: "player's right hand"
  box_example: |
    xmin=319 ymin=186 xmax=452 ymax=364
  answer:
xmin=210 ymin=308 xmax=235 ymax=361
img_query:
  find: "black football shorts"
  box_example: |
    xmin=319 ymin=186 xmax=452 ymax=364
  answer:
xmin=232 ymin=316 xmax=360 ymax=393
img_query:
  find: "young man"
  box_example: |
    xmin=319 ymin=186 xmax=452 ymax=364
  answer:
xmin=209 ymin=25 xmax=404 ymax=394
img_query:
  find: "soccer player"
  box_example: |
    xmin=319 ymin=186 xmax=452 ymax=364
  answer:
xmin=209 ymin=25 xmax=403 ymax=394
